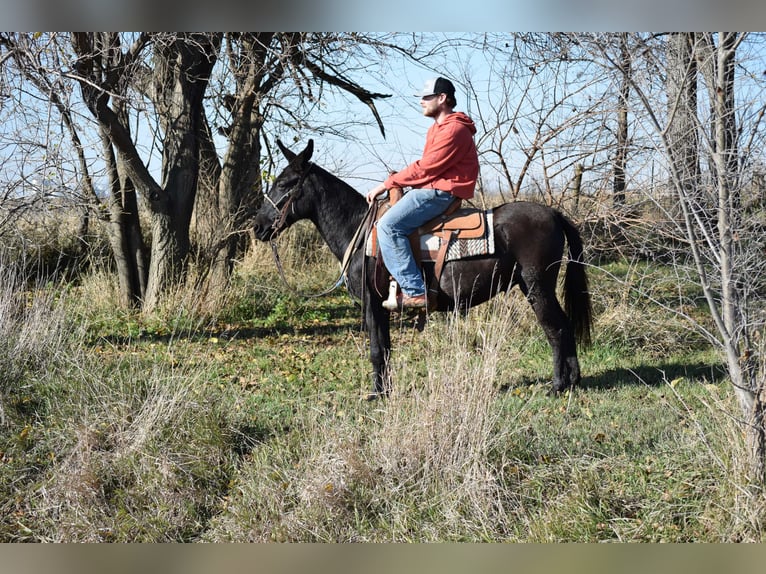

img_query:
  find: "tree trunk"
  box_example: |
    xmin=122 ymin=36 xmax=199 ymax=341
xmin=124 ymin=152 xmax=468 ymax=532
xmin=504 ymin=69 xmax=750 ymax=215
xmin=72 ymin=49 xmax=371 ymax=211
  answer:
xmin=141 ymin=33 xmax=220 ymax=312
xmin=572 ymin=163 xmax=583 ymax=210
xmin=710 ymin=32 xmax=765 ymax=482
xmin=106 ymin=174 xmax=147 ymax=308
xmin=99 ymin=122 xmax=147 ymax=308
xmin=193 ymin=33 xmax=272 ymax=308
xmin=71 ymin=32 xmax=220 ymax=313
xmin=194 ymin=110 xmax=261 ymax=306
xmin=613 ymin=33 xmax=630 ymax=207
xmin=666 ymin=33 xmax=701 ymax=214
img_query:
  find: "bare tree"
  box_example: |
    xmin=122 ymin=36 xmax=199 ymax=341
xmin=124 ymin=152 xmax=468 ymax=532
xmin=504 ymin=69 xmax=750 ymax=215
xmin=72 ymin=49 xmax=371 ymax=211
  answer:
xmin=1 ymin=33 xmax=396 ymax=312
xmin=70 ymin=32 xmax=222 ymax=311
xmin=607 ymin=32 xmax=766 ymax=481
xmin=82 ymin=32 xmax=395 ymax=312
xmin=0 ymin=34 xmax=101 ymax=274
xmin=192 ymin=33 xmax=393 ymax=306
xmin=666 ymin=33 xmax=702 ymax=217
xmin=471 ymin=34 xmax=618 ymax=205
xmin=697 ymin=33 xmax=766 ymax=479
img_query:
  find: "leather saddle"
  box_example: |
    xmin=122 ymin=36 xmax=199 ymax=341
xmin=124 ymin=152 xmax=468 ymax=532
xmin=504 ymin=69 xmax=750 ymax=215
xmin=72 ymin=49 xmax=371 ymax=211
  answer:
xmin=368 ymin=187 xmax=489 ymax=285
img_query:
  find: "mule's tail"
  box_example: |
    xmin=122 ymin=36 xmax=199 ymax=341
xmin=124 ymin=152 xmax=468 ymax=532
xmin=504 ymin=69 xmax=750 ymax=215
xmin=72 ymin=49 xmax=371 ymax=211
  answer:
xmin=557 ymin=211 xmax=593 ymax=348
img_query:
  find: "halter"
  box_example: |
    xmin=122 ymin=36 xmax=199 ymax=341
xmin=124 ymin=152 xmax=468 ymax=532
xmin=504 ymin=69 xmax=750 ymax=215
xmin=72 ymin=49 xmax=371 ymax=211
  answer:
xmin=265 ymin=163 xmax=312 ymax=240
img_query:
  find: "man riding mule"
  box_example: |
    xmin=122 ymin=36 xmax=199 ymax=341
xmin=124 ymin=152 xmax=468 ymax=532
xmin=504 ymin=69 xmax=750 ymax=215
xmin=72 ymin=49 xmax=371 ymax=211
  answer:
xmin=252 ymin=137 xmax=592 ymax=400
xmin=366 ymin=77 xmax=479 ymax=311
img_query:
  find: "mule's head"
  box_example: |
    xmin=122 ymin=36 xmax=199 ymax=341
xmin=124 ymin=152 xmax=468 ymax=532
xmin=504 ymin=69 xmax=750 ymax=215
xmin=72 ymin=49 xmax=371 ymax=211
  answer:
xmin=252 ymin=139 xmax=314 ymax=241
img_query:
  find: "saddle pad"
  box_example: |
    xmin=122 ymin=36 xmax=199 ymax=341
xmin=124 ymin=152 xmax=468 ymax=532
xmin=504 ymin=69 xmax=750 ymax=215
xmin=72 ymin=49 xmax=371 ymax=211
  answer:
xmin=422 ymin=209 xmax=495 ymax=262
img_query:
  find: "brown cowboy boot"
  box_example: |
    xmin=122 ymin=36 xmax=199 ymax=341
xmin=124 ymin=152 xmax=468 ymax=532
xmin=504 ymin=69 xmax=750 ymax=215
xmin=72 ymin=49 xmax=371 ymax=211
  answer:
xmin=383 ymin=291 xmax=429 ymax=311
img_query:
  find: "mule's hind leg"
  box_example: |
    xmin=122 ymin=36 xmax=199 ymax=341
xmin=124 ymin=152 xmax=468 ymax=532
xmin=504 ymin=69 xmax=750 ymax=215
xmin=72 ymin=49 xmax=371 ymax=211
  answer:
xmin=519 ymin=273 xmax=581 ymax=393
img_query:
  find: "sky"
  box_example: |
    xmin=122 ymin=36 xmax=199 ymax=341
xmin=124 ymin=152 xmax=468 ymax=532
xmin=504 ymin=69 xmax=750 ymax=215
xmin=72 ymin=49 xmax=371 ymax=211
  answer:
xmin=3 ymin=29 xmax=766 ymax=205
xmin=276 ymin=38 xmax=599 ymax=197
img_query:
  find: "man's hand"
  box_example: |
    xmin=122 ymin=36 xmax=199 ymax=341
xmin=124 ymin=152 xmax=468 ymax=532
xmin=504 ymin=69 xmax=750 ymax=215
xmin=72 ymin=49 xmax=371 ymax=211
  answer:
xmin=366 ymin=183 xmax=387 ymax=205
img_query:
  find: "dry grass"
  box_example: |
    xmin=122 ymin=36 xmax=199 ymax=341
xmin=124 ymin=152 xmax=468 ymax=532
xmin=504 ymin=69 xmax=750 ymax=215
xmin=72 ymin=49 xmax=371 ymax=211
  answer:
xmin=203 ymin=296 xmax=537 ymax=542
xmin=3 ymin=207 xmax=766 ymax=541
xmin=0 ymin=262 xmax=70 ymax=427
xmin=30 ymin=359 xmax=233 ymax=542
xmin=0 ymin=259 xmax=238 ymax=541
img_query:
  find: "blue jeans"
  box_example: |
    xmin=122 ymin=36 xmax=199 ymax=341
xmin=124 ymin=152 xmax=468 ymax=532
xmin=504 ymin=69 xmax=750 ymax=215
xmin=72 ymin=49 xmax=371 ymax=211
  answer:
xmin=377 ymin=188 xmax=455 ymax=296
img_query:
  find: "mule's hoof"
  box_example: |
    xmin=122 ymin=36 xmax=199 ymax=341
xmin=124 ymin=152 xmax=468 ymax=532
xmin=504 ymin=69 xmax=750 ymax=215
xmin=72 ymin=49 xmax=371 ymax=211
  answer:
xmin=413 ymin=311 xmax=427 ymax=332
xmin=548 ymin=382 xmax=569 ymax=396
xmin=365 ymin=391 xmax=388 ymax=401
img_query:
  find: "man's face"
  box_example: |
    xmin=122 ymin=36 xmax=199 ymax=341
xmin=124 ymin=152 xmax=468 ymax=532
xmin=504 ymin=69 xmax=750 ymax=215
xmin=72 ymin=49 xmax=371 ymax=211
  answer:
xmin=420 ymin=93 xmax=444 ymax=118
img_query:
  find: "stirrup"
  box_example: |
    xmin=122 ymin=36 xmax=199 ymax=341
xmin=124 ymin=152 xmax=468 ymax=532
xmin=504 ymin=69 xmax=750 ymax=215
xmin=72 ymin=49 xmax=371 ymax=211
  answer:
xmin=382 ymin=279 xmax=399 ymax=310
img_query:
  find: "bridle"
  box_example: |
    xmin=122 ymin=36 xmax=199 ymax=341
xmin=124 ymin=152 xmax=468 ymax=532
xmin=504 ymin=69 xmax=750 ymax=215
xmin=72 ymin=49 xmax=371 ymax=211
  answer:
xmin=264 ymin=163 xmax=313 ymax=240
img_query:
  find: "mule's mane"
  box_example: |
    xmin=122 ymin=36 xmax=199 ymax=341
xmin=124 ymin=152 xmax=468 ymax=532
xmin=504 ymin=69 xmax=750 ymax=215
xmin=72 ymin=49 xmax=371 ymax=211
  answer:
xmin=309 ymin=162 xmax=367 ymax=209
xmin=300 ymin=161 xmax=369 ymax=262
xmin=306 ymin=162 xmax=369 ymax=229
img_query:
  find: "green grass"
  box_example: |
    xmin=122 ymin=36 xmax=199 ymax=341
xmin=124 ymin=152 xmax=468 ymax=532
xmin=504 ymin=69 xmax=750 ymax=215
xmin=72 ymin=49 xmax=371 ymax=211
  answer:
xmin=1 ymin=243 xmax=764 ymax=542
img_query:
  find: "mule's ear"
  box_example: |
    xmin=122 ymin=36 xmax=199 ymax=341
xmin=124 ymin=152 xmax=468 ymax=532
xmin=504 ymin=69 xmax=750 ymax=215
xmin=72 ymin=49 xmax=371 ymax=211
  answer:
xmin=276 ymin=139 xmax=296 ymax=161
xmin=296 ymin=139 xmax=314 ymax=165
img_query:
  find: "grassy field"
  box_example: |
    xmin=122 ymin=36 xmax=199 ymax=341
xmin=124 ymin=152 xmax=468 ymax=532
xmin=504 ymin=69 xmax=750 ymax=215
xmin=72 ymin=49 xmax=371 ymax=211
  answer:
xmin=1 ymin=227 xmax=764 ymax=542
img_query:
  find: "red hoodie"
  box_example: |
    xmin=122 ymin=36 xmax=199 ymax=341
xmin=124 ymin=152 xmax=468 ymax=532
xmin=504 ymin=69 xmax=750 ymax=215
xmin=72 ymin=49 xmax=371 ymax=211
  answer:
xmin=384 ymin=112 xmax=479 ymax=200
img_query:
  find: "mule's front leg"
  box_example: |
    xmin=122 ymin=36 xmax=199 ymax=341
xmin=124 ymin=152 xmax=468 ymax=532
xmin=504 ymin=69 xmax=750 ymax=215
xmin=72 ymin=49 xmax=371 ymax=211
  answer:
xmin=369 ymin=356 xmax=391 ymax=400
xmin=366 ymin=297 xmax=392 ymax=400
